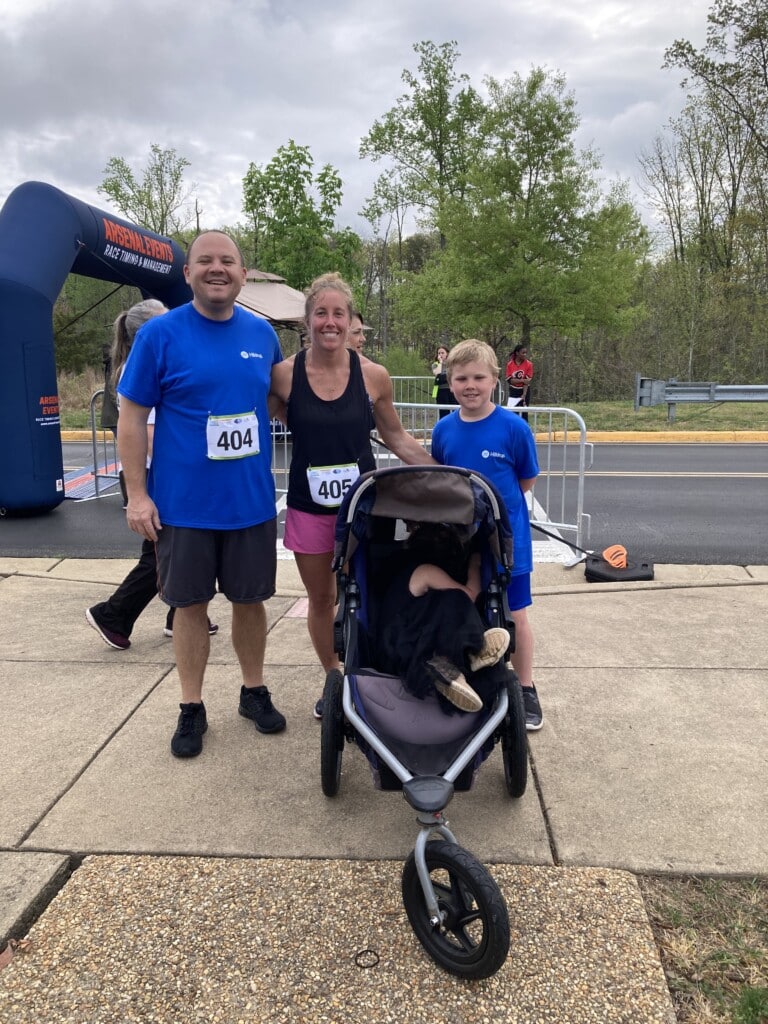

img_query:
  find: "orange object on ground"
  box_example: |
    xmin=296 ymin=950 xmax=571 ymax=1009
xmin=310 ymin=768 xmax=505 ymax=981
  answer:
xmin=602 ymin=544 xmax=628 ymax=569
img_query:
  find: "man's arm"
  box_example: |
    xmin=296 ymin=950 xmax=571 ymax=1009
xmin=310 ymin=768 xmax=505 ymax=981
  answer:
xmin=117 ymin=398 xmax=161 ymax=541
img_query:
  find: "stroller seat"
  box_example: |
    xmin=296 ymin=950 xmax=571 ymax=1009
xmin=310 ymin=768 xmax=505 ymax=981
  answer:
xmin=352 ymin=671 xmax=490 ymax=784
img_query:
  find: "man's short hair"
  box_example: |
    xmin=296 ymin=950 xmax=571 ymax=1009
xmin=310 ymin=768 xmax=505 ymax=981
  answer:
xmin=186 ymin=230 xmax=245 ymax=267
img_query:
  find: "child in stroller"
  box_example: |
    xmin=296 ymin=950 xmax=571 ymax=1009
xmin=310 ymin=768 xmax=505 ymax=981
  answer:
xmin=320 ymin=465 xmax=528 ymax=979
xmin=377 ymin=520 xmax=511 ymax=713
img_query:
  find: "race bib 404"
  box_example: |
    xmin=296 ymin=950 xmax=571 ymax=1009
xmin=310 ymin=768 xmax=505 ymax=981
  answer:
xmin=206 ymin=411 xmax=259 ymax=460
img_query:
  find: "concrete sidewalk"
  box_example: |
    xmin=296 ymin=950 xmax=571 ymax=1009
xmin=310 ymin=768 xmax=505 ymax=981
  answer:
xmin=0 ymin=555 xmax=766 ymax=1022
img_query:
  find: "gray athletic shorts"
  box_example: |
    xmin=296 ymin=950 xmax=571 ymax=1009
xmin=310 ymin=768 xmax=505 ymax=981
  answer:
xmin=155 ymin=519 xmax=277 ymax=606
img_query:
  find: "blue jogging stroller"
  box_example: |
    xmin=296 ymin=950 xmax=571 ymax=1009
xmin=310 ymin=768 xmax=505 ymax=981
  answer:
xmin=320 ymin=465 xmax=528 ymax=979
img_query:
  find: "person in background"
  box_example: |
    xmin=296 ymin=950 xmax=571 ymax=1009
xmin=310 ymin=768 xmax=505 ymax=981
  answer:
xmin=347 ymin=310 xmax=366 ymax=353
xmin=100 ymin=340 xmax=118 ymax=438
xmin=270 ymin=271 xmax=434 ymax=719
xmin=117 ymin=231 xmax=285 ymax=758
xmin=86 ymin=300 xmax=219 ymax=649
xmin=505 ymin=343 xmax=534 ymax=422
xmin=432 ymin=339 xmax=543 ymax=731
xmin=431 ymin=345 xmax=459 ymax=418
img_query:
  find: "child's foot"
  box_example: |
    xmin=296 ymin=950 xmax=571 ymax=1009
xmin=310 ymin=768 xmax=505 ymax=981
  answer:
xmin=468 ymin=628 xmax=510 ymax=672
xmin=426 ymin=656 xmax=483 ymax=712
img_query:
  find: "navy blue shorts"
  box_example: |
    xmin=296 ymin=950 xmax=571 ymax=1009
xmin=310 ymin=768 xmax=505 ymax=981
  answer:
xmin=506 ymin=571 xmax=532 ymax=612
xmin=156 ymin=519 xmax=277 ymax=606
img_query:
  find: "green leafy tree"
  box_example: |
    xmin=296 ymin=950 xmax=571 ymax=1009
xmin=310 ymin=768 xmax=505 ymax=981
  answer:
xmin=665 ymin=0 xmax=768 ymax=160
xmin=98 ymin=144 xmax=196 ymax=239
xmin=360 ymin=40 xmax=485 ymax=248
xmin=242 ymin=140 xmax=360 ymax=289
xmin=636 ymin=5 xmax=768 ymax=386
xmin=394 ymin=69 xmax=647 ymax=354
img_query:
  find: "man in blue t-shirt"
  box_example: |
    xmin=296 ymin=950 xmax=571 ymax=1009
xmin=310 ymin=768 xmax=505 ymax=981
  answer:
xmin=431 ymin=339 xmax=543 ymax=731
xmin=118 ymin=230 xmax=286 ymax=757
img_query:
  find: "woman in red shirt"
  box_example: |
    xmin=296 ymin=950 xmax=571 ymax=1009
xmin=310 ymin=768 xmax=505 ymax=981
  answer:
xmin=505 ymin=343 xmax=533 ymax=422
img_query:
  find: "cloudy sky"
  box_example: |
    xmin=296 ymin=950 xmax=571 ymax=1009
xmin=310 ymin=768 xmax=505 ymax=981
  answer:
xmin=0 ymin=0 xmax=710 ymax=239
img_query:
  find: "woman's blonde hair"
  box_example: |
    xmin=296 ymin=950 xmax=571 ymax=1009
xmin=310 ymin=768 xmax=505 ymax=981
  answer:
xmin=444 ymin=339 xmax=500 ymax=381
xmin=110 ymin=299 xmax=166 ymax=389
xmin=304 ymin=272 xmax=354 ymax=322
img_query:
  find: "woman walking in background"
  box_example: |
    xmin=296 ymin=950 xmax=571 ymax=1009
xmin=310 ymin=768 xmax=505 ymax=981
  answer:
xmin=85 ymin=299 xmax=218 ymax=649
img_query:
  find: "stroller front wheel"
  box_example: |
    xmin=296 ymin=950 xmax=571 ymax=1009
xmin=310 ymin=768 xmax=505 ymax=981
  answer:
xmin=401 ymin=841 xmax=510 ymax=979
xmin=320 ymin=668 xmax=345 ymax=796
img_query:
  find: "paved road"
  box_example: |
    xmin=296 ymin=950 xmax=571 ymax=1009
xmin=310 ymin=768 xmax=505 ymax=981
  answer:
xmin=584 ymin=443 xmax=768 ymax=564
xmin=3 ymin=439 xmax=765 ymax=563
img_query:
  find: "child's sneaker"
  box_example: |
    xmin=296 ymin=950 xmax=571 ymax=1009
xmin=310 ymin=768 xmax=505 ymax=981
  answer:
xmin=426 ymin=656 xmax=483 ymax=712
xmin=171 ymin=702 xmax=208 ymax=758
xmin=522 ymin=685 xmax=543 ymax=731
xmin=239 ymin=685 xmax=286 ymax=734
xmin=468 ymin=628 xmax=510 ymax=672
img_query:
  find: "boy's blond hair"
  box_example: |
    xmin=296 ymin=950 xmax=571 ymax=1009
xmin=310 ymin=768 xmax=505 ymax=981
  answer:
xmin=444 ymin=339 xmax=500 ymax=382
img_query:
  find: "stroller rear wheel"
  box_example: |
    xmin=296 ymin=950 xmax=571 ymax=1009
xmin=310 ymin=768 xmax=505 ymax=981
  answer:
xmin=401 ymin=841 xmax=510 ymax=979
xmin=320 ymin=668 xmax=345 ymax=796
xmin=501 ymin=672 xmax=528 ymax=798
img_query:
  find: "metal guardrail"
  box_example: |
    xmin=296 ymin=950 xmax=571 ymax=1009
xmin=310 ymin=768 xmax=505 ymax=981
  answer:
xmin=635 ymin=374 xmax=768 ymax=422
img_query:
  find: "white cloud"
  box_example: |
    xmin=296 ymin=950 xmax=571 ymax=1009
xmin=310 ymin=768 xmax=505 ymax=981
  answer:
xmin=0 ymin=0 xmax=710 ymax=240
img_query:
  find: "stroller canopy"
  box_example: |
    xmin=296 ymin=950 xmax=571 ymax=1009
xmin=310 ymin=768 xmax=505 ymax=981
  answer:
xmin=333 ymin=465 xmax=514 ymax=570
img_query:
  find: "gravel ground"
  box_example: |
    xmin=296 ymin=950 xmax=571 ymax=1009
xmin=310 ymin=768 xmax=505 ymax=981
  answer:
xmin=0 ymin=855 xmax=674 ymax=1023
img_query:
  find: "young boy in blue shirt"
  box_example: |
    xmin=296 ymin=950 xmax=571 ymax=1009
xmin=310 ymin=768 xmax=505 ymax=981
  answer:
xmin=431 ymin=339 xmax=543 ymax=729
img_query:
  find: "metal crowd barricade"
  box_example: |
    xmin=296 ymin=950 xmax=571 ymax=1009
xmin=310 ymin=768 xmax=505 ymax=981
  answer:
xmin=87 ymin=386 xmax=591 ymax=552
xmin=391 ymin=376 xmax=505 ymax=406
xmin=379 ymin=400 xmax=592 ymax=552
xmin=87 ymin=392 xmax=293 ymax=502
xmin=88 ymin=389 xmax=120 ymax=497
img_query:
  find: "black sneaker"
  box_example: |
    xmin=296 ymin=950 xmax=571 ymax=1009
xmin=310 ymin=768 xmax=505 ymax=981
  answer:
xmin=522 ymin=685 xmax=543 ymax=731
xmin=239 ymin=685 xmax=286 ymax=734
xmin=313 ymin=697 xmax=324 ymax=719
xmin=171 ymin=702 xmax=208 ymax=758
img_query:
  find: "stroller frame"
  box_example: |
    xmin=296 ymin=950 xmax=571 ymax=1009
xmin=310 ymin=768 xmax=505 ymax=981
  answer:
xmin=322 ymin=465 xmax=528 ymax=979
xmin=342 ymin=677 xmax=510 ymax=919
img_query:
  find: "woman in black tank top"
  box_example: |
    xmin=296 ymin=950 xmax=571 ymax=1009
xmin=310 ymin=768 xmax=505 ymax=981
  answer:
xmin=270 ymin=272 xmax=435 ymax=718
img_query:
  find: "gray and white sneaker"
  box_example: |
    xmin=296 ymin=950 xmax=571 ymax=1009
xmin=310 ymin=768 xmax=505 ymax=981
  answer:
xmin=468 ymin=628 xmax=510 ymax=672
xmin=426 ymin=656 xmax=483 ymax=712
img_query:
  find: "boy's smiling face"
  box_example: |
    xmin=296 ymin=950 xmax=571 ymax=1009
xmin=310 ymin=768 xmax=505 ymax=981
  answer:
xmin=449 ymin=359 xmax=498 ymax=420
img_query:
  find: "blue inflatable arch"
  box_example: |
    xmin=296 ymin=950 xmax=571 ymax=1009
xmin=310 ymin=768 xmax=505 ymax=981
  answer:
xmin=0 ymin=181 xmax=192 ymax=514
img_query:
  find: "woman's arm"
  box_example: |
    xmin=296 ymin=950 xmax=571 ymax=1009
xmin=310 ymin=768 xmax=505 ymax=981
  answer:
xmin=269 ymin=358 xmax=294 ymax=406
xmin=365 ymin=363 xmax=435 ymax=465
